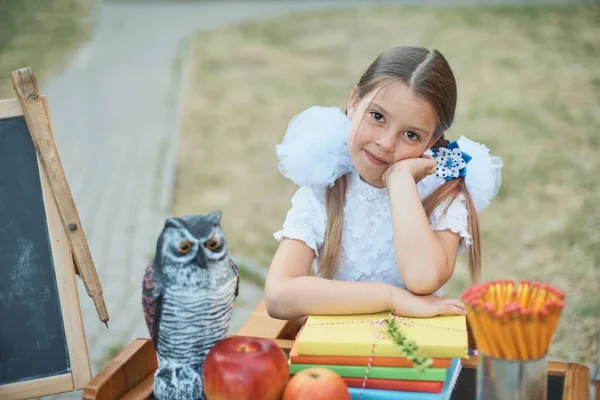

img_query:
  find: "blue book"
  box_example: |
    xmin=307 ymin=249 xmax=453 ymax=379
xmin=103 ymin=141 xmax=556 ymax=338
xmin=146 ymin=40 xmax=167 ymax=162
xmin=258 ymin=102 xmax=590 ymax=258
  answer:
xmin=348 ymin=358 xmax=462 ymax=400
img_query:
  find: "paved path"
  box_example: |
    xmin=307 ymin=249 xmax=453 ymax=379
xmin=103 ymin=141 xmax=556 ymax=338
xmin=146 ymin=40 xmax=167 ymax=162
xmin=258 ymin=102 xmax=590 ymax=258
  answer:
xmin=38 ymin=0 xmax=596 ymax=398
xmin=42 ymin=2 xmax=382 ymax=397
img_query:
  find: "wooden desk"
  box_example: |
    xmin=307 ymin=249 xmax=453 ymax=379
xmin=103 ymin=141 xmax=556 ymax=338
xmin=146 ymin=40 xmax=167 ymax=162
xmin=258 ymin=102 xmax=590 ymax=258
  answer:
xmin=82 ymin=300 xmax=592 ymax=400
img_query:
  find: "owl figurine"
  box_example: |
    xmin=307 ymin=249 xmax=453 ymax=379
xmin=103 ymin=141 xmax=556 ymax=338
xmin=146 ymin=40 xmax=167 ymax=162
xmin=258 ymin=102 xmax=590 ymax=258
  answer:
xmin=142 ymin=211 xmax=240 ymax=400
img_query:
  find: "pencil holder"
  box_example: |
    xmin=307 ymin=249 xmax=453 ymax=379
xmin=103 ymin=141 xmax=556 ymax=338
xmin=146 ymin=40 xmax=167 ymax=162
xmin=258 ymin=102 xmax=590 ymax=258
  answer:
xmin=476 ymin=352 xmax=547 ymax=400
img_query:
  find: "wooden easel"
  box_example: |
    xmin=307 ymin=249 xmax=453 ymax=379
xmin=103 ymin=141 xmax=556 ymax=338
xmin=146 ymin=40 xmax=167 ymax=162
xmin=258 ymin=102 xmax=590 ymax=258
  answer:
xmin=0 ymin=67 xmax=108 ymax=399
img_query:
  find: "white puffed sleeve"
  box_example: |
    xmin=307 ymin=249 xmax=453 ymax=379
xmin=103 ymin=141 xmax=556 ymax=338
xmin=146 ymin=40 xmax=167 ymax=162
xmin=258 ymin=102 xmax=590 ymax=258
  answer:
xmin=429 ymin=194 xmax=472 ymax=253
xmin=273 ymin=186 xmax=327 ymax=256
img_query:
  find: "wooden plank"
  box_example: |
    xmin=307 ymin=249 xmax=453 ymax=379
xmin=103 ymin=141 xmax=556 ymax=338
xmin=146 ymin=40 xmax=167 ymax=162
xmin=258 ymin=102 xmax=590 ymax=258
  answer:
xmin=82 ymin=339 xmax=158 ymax=400
xmin=548 ymin=360 xmax=568 ymax=376
xmin=0 ymin=98 xmax=23 ymax=119
xmin=41 ymin=95 xmax=53 ymax=138
xmin=563 ymin=362 xmax=590 ymax=400
xmin=11 ymin=67 xmax=109 ymax=325
xmin=0 ymin=373 xmax=74 ymax=399
xmin=236 ymin=300 xmax=289 ymax=339
xmin=120 ymin=374 xmax=154 ymax=400
xmin=272 ymin=338 xmax=295 ymax=351
xmin=39 ymin=155 xmax=92 ymax=389
xmin=227 ymin=335 xmax=295 ymax=352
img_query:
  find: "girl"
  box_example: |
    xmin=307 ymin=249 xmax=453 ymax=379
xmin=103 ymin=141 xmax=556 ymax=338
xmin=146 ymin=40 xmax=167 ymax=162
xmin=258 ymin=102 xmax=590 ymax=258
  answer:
xmin=264 ymin=46 xmax=502 ymax=321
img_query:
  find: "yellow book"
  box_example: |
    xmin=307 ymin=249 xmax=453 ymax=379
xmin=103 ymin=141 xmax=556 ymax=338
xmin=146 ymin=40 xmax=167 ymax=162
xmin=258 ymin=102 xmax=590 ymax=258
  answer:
xmin=296 ymin=312 xmax=469 ymax=359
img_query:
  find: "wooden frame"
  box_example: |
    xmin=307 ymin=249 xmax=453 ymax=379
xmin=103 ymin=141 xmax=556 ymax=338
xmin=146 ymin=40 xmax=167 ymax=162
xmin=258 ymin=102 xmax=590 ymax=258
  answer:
xmin=82 ymin=299 xmax=593 ymax=400
xmin=0 ymin=98 xmax=91 ymax=398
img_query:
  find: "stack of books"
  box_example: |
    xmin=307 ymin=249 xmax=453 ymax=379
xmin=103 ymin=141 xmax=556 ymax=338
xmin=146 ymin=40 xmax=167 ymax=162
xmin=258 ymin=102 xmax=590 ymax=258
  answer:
xmin=289 ymin=312 xmax=467 ymax=399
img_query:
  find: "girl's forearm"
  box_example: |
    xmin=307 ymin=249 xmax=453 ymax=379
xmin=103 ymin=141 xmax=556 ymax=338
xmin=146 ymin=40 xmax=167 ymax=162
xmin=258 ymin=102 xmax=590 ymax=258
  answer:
xmin=265 ymin=276 xmax=393 ymax=320
xmin=387 ymin=171 xmax=448 ymax=294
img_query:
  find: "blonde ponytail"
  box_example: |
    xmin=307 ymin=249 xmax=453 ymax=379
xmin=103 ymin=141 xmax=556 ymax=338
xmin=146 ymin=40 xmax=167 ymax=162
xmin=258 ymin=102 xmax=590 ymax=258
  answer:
xmin=318 ymin=174 xmax=348 ymax=279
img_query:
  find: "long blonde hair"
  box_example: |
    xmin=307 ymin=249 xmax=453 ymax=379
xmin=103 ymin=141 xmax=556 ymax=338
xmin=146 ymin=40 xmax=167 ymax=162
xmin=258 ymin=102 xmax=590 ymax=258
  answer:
xmin=318 ymin=46 xmax=481 ymax=285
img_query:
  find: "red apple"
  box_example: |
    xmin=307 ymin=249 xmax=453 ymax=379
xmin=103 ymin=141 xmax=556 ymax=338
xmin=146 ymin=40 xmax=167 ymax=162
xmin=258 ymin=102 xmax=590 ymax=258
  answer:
xmin=203 ymin=336 xmax=289 ymax=400
xmin=283 ymin=367 xmax=350 ymax=400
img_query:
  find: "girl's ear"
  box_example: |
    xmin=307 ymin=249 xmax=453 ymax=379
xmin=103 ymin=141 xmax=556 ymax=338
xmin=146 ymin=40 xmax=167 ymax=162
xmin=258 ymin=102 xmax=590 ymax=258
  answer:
xmin=347 ymin=86 xmax=359 ymax=119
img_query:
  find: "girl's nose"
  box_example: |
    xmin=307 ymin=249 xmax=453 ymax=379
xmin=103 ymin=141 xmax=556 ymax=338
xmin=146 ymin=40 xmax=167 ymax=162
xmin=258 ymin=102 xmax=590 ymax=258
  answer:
xmin=376 ymin=131 xmax=395 ymax=154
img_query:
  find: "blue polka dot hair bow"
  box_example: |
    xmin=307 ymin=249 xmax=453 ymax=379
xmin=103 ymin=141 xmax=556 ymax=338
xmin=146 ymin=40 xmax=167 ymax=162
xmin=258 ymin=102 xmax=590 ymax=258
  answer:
xmin=431 ymin=141 xmax=472 ymax=181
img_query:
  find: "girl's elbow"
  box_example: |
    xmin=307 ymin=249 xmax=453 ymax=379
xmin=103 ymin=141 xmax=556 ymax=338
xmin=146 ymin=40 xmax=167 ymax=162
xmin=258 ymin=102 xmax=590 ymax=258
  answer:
xmin=405 ymin=281 xmax=437 ymax=295
xmin=264 ymin=284 xmax=292 ymax=320
xmin=403 ymin=275 xmax=444 ymax=295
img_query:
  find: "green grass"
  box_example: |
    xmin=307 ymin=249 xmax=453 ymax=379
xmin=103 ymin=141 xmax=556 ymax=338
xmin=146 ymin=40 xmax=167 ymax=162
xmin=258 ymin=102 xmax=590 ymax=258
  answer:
xmin=0 ymin=0 xmax=95 ymax=99
xmin=173 ymin=5 xmax=600 ymax=365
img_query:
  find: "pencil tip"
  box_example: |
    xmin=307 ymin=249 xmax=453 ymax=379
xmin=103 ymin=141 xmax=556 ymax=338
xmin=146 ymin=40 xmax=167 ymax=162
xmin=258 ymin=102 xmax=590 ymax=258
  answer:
xmin=104 ymin=322 xmax=109 ymax=329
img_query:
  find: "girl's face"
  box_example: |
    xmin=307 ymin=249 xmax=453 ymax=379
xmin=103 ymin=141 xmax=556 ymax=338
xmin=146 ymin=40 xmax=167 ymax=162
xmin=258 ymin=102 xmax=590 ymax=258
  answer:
xmin=347 ymin=81 xmax=438 ymax=188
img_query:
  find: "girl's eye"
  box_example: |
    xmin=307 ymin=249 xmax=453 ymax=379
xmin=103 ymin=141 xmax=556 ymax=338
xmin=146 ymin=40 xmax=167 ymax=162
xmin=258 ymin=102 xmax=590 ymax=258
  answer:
xmin=404 ymin=131 xmax=420 ymax=141
xmin=370 ymin=111 xmax=384 ymax=123
xmin=178 ymin=240 xmax=192 ymax=254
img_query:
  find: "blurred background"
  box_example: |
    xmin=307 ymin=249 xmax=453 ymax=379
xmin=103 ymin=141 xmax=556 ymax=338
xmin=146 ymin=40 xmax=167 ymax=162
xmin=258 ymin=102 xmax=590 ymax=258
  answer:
xmin=1 ymin=0 xmax=598 ymax=397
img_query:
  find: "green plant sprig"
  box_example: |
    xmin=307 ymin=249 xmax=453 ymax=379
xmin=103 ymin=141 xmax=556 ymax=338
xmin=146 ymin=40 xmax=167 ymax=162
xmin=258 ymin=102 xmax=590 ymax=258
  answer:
xmin=383 ymin=316 xmax=433 ymax=373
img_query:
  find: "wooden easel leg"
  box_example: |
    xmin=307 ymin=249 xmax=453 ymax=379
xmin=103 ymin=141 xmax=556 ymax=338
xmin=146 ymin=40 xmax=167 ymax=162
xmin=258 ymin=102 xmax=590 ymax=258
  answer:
xmin=73 ymin=253 xmax=80 ymax=276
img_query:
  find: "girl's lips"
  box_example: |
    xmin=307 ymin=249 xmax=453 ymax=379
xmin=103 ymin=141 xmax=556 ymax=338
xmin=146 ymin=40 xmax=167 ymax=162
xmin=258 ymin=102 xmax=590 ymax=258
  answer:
xmin=364 ymin=150 xmax=389 ymax=166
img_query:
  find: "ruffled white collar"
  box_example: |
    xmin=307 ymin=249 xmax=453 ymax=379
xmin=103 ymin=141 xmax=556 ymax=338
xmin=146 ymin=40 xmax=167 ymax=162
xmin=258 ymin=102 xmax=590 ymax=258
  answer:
xmin=348 ymin=169 xmax=389 ymax=208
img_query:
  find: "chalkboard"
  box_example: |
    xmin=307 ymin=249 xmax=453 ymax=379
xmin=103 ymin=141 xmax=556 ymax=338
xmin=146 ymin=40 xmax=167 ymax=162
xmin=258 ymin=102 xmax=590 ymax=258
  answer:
xmin=0 ymin=116 xmax=70 ymax=385
xmin=0 ymin=95 xmax=92 ymax=399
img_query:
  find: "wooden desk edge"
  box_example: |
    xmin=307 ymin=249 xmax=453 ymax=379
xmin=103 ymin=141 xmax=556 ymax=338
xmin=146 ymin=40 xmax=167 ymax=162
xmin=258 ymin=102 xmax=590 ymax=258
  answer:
xmin=563 ymin=362 xmax=591 ymax=400
xmin=82 ymin=339 xmax=157 ymax=400
xmin=84 ymin=300 xmax=592 ymax=400
xmin=99 ymin=342 xmax=590 ymax=400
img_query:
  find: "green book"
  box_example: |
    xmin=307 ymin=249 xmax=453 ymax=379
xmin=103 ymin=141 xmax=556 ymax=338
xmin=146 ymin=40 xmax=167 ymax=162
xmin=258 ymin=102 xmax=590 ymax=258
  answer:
xmin=289 ymin=362 xmax=447 ymax=382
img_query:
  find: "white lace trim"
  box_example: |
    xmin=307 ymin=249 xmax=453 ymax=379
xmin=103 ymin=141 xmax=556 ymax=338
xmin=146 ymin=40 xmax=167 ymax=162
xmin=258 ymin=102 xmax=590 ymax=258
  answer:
xmin=429 ymin=194 xmax=472 ymax=253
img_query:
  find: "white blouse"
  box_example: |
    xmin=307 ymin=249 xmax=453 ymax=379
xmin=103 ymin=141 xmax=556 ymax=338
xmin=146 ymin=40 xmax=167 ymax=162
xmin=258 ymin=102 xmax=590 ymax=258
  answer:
xmin=274 ymin=169 xmax=471 ymax=296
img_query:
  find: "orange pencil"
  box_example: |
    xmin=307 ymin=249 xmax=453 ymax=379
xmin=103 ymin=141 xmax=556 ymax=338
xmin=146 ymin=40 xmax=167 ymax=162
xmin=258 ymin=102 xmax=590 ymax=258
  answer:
xmin=547 ymin=300 xmax=564 ymax=350
xmin=538 ymin=307 xmax=549 ymax=357
xmin=468 ymin=302 xmax=492 ymax=356
xmin=505 ymin=280 xmax=514 ymax=302
xmin=533 ymin=292 xmax=546 ymax=313
xmin=484 ymin=302 xmax=504 ymax=358
xmin=508 ymin=303 xmax=528 ymax=359
xmin=539 ymin=283 xmax=550 ymax=302
xmin=520 ymin=281 xmax=531 ymax=309
xmin=521 ymin=308 xmax=537 ymax=358
xmin=528 ymin=282 xmax=540 ymax=309
xmin=497 ymin=309 xmax=512 ymax=359
xmin=487 ymin=282 xmax=498 ymax=310
xmin=510 ymin=287 xmax=518 ymax=304
xmin=496 ymin=311 xmax=517 ymax=359
xmin=554 ymin=287 xmax=566 ymax=300
xmin=516 ymin=282 xmax=524 ymax=305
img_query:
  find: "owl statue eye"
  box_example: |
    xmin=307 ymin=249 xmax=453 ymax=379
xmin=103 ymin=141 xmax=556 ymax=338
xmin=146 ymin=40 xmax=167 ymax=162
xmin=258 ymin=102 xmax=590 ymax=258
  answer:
xmin=178 ymin=240 xmax=192 ymax=254
xmin=204 ymin=237 xmax=220 ymax=251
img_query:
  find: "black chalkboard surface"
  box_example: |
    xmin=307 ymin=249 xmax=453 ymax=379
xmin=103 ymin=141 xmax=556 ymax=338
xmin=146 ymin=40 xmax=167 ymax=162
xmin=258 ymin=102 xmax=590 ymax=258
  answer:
xmin=0 ymin=116 xmax=70 ymax=385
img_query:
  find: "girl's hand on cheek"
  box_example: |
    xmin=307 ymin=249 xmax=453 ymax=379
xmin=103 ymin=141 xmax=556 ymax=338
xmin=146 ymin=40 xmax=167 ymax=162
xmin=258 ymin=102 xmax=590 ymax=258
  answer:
xmin=382 ymin=154 xmax=437 ymax=187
